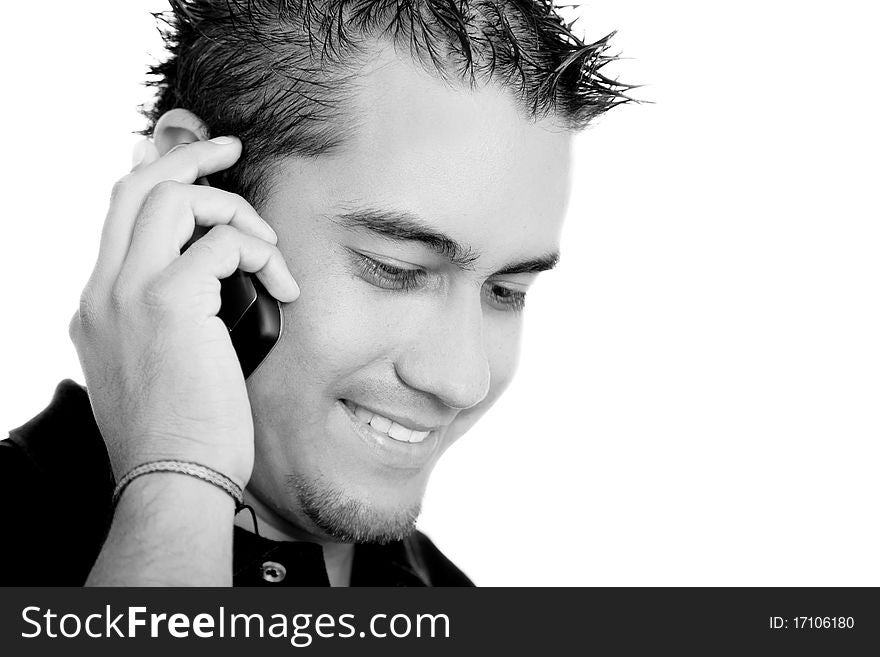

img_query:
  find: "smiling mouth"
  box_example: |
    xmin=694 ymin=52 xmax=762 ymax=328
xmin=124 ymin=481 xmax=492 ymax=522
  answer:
xmin=340 ymin=400 xmax=432 ymax=444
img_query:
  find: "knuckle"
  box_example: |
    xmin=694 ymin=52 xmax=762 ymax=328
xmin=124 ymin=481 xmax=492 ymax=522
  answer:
xmin=135 ymin=181 xmax=184 ymax=236
xmin=194 ymin=278 xmax=223 ymax=316
xmin=265 ymin=240 xmax=284 ymax=260
xmin=167 ymin=147 xmax=200 ymax=181
xmin=266 ymin=243 xmax=283 ymax=261
xmin=182 ymin=156 xmax=200 ymax=181
xmin=195 ymin=225 xmax=240 ymax=271
xmin=146 ymin=179 xmax=182 ymax=205
xmin=109 ymin=174 xmax=136 ymax=202
xmin=142 ymin=275 xmax=177 ymax=314
xmin=224 ymin=190 xmax=248 ymax=207
xmin=108 ymin=280 xmax=132 ymax=314
xmin=67 ymin=309 xmax=81 ymax=345
xmin=76 ymin=287 xmax=102 ymax=332
xmin=207 ymin=223 xmax=237 ymax=246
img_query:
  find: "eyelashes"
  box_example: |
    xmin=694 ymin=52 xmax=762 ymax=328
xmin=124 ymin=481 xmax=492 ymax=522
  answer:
xmin=349 ymin=250 xmax=527 ymax=312
xmin=486 ymin=284 xmax=526 ymax=312
xmin=354 ymin=252 xmax=426 ymax=291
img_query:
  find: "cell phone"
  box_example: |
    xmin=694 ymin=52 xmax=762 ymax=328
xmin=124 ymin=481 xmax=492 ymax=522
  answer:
xmin=216 ymin=267 xmax=283 ymax=379
xmin=182 ymin=193 xmax=283 ymax=379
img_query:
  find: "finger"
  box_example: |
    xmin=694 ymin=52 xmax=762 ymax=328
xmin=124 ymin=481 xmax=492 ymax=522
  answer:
xmin=126 ymin=137 xmax=242 ymax=194
xmin=95 ymin=137 xmax=242 ymax=283
xmin=130 ymin=138 xmax=160 ymax=172
xmin=120 ymin=181 xmax=277 ymax=281
xmin=169 ymin=224 xmax=300 ymax=304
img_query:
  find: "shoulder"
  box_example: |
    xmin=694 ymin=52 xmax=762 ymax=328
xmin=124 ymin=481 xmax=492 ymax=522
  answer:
xmin=404 ymin=529 xmax=475 ymax=587
xmin=5 ymin=379 xmax=112 ymax=499
xmin=6 ymin=380 xmax=101 ymax=465
xmin=1 ymin=380 xmax=113 ymax=585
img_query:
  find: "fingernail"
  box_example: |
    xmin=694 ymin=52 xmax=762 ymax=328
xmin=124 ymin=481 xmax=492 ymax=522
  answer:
xmin=131 ymin=139 xmax=149 ymax=168
xmin=289 ymin=275 xmax=301 ymax=301
xmin=263 ymin=220 xmax=278 ymax=241
xmin=209 ymin=136 xmax=235 ymax=145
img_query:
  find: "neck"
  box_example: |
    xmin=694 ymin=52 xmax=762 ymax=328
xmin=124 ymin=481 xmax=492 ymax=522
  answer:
xmin=234 ymin=488 xmax=355 ymax=587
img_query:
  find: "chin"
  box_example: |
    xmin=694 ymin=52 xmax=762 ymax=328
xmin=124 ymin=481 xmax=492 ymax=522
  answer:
xmin=293 ymin=473 xmax=425 ymax=544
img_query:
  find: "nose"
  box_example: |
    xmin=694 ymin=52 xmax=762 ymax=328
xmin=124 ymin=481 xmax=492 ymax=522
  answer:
xmin=394 ymin=294 xmax=491 ymax=410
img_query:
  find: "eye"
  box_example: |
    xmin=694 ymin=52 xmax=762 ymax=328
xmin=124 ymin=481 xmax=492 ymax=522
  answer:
xmin=484 ymin=282 xmax=527 ymax=312
xmin=351 ymin=251 xmax=426 ymax=291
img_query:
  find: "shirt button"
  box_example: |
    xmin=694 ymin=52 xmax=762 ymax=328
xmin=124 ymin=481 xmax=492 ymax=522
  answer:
xmin=260 ymin=561 xmax=287 ymax=583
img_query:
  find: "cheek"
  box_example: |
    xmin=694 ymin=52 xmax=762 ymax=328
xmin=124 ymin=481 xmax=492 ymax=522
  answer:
xmin=266 ymin=266 xmax=433 ymax=402
xmin=279 ymin=274 xmax=387 ymax=395
xmin=486 ymin=315 xmax=522 ymax=399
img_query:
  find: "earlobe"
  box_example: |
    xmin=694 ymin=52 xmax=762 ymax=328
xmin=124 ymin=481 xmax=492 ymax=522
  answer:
xmin=152 ymin=108 xmax=210 ymax=155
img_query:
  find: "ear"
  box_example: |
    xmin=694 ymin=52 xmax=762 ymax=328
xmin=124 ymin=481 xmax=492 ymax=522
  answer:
xmin=152 ymin=108 xmax=210 ymax=155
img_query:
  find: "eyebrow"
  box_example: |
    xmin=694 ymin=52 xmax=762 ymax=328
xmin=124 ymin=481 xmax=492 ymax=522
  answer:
xmin=332 ymin=207 xmax=560 ymax=275
xmin=494 ymin=252 xmax=560 ymax=276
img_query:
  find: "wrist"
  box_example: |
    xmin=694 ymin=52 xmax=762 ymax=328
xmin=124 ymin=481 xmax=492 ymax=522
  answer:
xmin=114 ymin=439 xmax=252 ymax=491
xmin=115 ymin=470 xmax=237 ymax=520
xmin=113 ymin=460 xmax=244 ymax=510
xmin=89 ymin=474 xmax=235 ymax=586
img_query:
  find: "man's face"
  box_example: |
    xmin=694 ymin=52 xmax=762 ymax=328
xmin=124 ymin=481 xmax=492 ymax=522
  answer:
xmin=245 ymin=47 xmax=572 ymax=543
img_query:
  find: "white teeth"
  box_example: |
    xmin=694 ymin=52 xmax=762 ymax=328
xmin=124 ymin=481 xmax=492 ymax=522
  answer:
xmin=369 ymin=415 xmax=392 ymax=432
xmin=410 ymin=430 xmax=429 ymax=443
xmin=351 ymin=402 xmax=430 ymax=444
xmin=388 ymin=422 xmax=413 ymax=442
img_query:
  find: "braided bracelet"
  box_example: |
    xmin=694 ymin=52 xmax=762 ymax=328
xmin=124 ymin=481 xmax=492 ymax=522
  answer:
xmin=112 ymin=460 xmax=243 ymax=509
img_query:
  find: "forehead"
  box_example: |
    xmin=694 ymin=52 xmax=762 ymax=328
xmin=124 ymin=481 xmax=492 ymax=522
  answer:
xmin=270 ymin=46 xmax=573 ymax=263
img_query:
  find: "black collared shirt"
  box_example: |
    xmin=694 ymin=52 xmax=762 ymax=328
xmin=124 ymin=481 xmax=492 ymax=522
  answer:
xmin=0 ymin=380 xmax=473 ymax=587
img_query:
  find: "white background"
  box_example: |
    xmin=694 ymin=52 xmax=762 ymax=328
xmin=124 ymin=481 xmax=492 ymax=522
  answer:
xmin=1 ymin=2 xmax=877 ymax=585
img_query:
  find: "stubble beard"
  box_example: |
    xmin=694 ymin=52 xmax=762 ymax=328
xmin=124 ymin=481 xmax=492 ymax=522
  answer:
xmin=288 ymin=474 xmax=421 ymax=545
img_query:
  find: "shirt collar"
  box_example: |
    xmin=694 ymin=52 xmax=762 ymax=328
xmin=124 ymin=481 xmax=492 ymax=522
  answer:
xmin=232 ymin=525 xmax=431 ymax=587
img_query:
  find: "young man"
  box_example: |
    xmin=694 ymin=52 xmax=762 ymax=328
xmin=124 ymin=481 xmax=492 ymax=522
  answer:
xmin=0 ymin=0 xmax=629 ymax=586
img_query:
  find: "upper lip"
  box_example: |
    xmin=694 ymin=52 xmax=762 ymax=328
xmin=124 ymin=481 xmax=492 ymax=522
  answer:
xmin=342 ymin=399 xmax=448 ymax=433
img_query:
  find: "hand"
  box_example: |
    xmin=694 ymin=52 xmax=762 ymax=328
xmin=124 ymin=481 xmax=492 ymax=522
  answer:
xmin=69 ymin=137 xmax=299 ymax=489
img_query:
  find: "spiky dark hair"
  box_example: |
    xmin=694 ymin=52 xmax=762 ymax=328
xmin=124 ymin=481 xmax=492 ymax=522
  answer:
xmin=143 ymin=0 xmax=633 ymax=206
